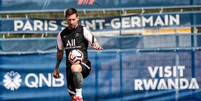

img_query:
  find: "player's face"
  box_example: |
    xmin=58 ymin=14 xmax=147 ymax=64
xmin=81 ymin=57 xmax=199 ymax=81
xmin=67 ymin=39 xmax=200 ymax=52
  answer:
xmin=66 ymin=13 xmax=79 ymax=29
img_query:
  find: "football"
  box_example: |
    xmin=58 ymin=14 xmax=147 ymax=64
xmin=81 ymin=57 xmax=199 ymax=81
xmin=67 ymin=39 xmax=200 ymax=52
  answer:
xmin=68 ymin=49 xmax=84 ymax=64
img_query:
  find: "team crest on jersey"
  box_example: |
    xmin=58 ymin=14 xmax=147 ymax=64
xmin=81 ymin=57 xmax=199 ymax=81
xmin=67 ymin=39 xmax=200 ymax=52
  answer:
xmin=76 ymin=33 xmax=79 ymax=37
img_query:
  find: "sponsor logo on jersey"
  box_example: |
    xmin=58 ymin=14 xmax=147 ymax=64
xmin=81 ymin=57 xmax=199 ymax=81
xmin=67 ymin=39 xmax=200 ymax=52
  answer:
xmin=65 ymin=39 xmax=81 ymax=49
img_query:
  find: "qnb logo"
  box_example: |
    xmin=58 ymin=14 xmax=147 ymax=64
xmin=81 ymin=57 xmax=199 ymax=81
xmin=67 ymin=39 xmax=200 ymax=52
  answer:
xmin=77 ymin=0 xmax=95 ymax=5
xmin=3 ymin=71 xmax=22 ymax=91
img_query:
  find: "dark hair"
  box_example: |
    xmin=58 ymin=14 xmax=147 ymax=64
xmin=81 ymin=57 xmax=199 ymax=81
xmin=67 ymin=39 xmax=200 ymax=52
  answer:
xmin=65 ymin=8 xmax=78 ymax=18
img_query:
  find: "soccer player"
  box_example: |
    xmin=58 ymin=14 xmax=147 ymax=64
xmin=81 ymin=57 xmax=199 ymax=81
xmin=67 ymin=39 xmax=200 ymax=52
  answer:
xmin=53 ymin=8 xmax=103 ymax=101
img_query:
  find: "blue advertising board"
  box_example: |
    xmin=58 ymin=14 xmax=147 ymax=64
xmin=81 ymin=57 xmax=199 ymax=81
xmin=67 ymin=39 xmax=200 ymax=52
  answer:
xmin=0 ymin=32 xmax=201 ymax=101
xmin=0 ymin=50 xmax=201 ymax=101
xmin=1 ymin=12 xmax=201 ymax=33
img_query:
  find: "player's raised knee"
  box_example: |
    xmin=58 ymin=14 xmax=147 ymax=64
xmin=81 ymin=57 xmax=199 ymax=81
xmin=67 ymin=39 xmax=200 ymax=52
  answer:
xmin=71 ymin=64 xmax=82 ymax=72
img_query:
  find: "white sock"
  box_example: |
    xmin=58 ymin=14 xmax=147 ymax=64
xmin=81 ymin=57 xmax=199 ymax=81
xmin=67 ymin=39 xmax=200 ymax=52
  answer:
xmin=76 ymin=88 xmax=82 ymax=98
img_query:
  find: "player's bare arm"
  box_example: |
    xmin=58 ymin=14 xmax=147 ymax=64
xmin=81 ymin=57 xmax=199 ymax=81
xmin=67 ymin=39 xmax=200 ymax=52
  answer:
xmin=92 ymin=41 xmax=103 ymax=50
xmin=55 ymin=49 xmax=64 ymax=69
xmin=53 ymin=49 xmax=64 ymax=78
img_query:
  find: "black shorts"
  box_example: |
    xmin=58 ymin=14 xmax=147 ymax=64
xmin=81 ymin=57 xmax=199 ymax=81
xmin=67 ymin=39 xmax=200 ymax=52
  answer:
xmin=66 ymin=60 xmax=91 ymax=96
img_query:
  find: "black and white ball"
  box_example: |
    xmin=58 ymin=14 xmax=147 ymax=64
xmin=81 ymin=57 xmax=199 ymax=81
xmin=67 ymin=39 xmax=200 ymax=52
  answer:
xmin=68 ymin=49 xmax=84 ymax=64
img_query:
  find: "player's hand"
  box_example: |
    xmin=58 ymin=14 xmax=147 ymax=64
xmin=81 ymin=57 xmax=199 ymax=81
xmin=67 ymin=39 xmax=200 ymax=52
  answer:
xmin=92 ymin=41 xmax=103 ymax=50
xmin=53 ymin=68 xmax=60 ymax=78
xmin=93 ymin=44 xmax=103 ymax=50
